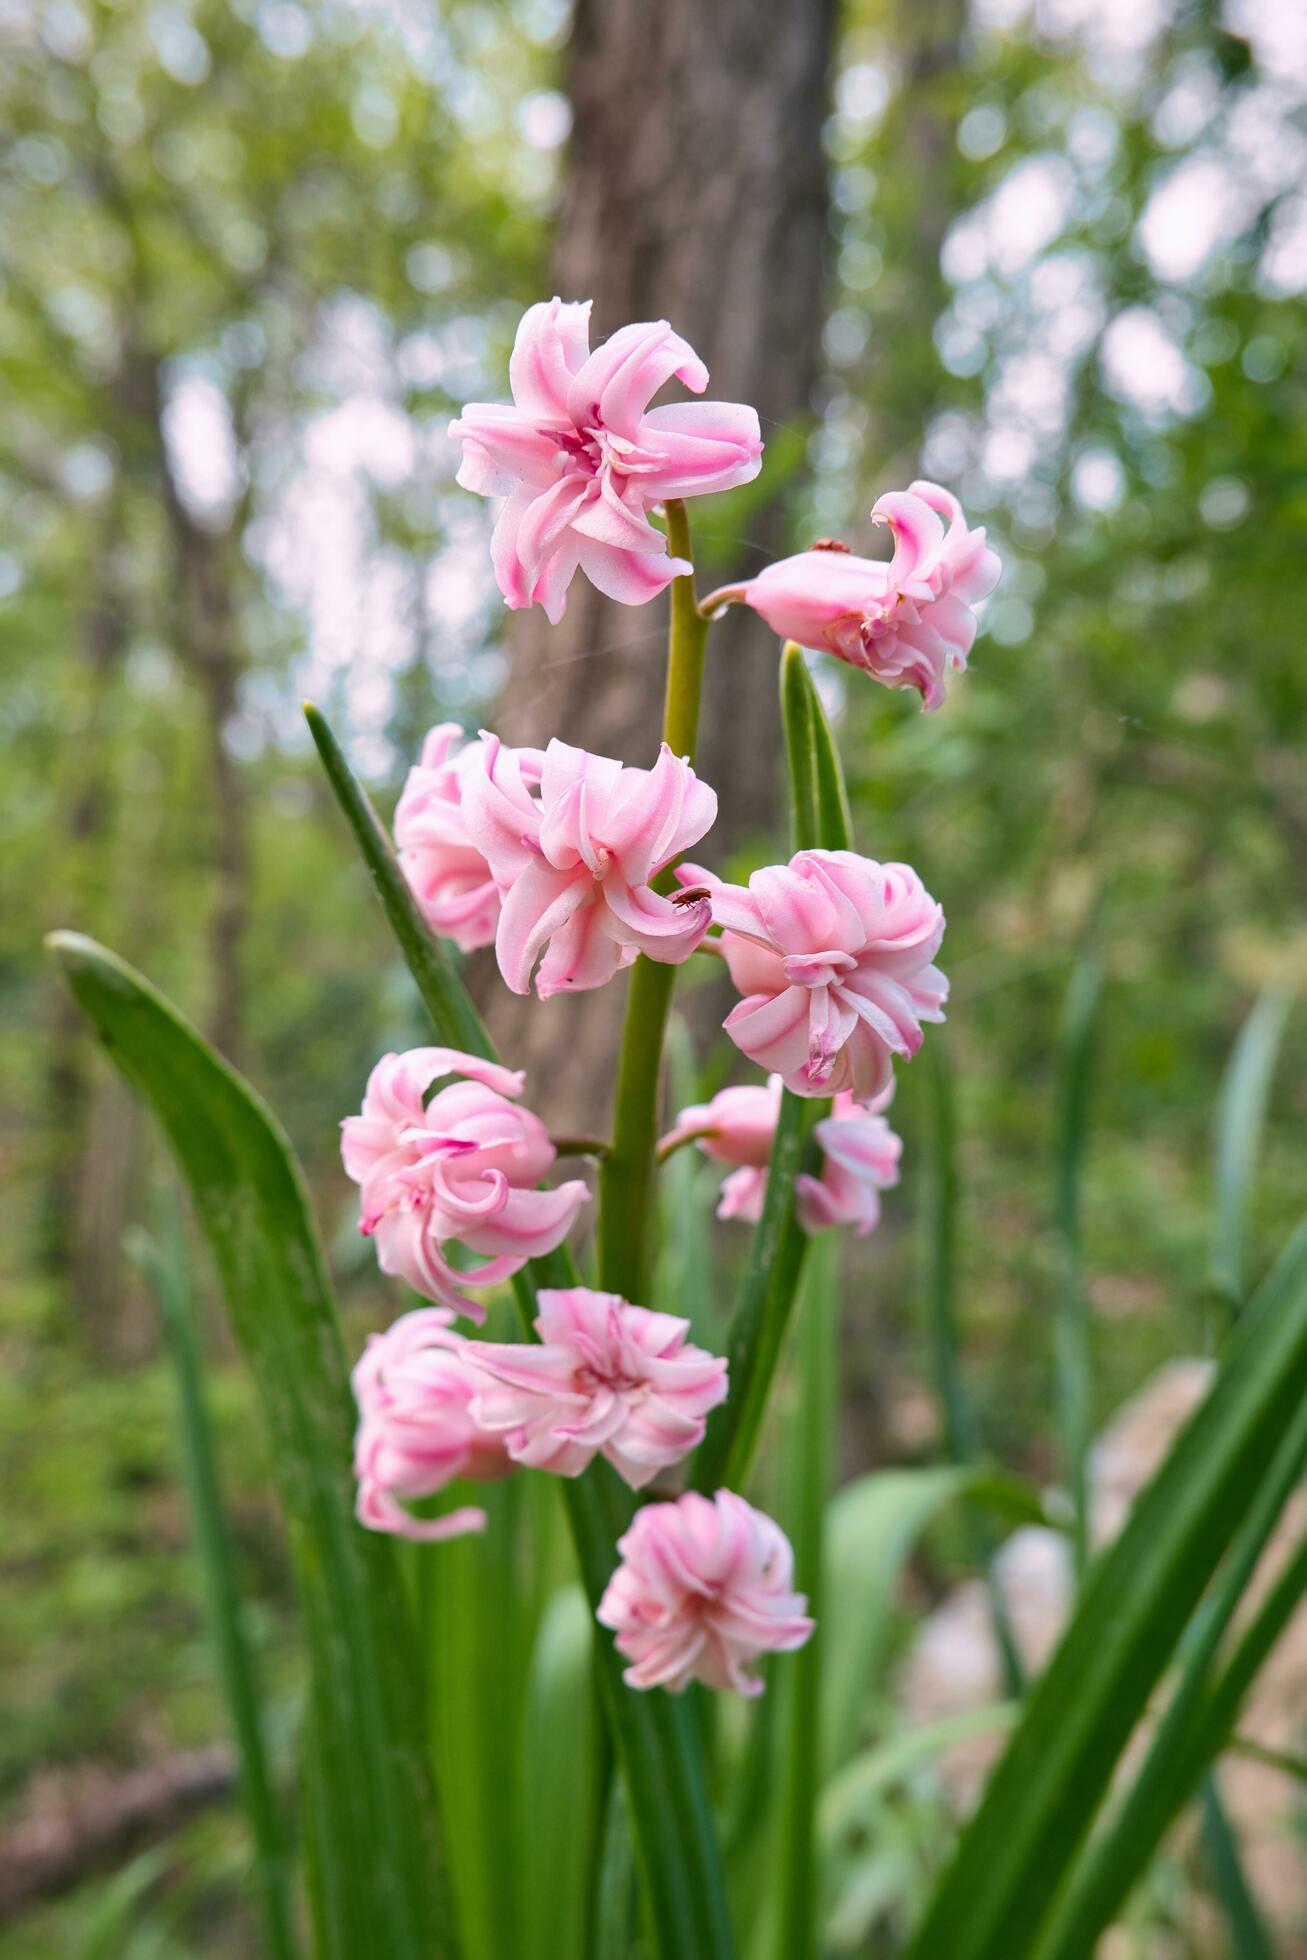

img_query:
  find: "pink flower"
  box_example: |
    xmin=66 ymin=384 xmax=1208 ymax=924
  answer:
xmin=729 ymin=482 xmax=1000 ymax=708
xmin=352 ymin=1308 xmax=513 ymax=1542
xmin=341 ymin=1047 xmax=589 ymax=1320
xmin=466 ymin=1286 xmax=727 ymax=1489
xmin=394 ymin=723 xmax=540 ymax=953
xmin=597 ymin=1489 xmax=813 ymax=1695
xmin=461 ymin=733 xmax=717 ymax=998
xmin=796 ymin=1088 xmax=902 ymax=1235
xmin=660 ymin=1076 xmax=902 ymax=1231
xmin=688 ymin=850 xmax=947 ymax=1099
xmin=450 ymin=298 xmax=763 ymax=622
xmin=659 ymin=1076 xmax=783 ymax=1224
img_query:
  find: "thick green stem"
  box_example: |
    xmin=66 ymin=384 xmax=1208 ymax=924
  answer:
xmin=597 ymin=502 xmax=708 ymax=1303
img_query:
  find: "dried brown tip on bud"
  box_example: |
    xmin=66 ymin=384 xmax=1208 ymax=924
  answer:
xmin=811 ymin=537 xmax=853 ymax=553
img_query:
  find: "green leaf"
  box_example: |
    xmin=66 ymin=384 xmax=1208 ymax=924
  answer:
xmin=819 ymin=1704 xmax=1019 ymax=1844
xmin=49 ymin=932 xmax=456 ymax=1960
xmin=780 ymin=642 xmax=853 ymax=855
xmin=307 ymin=708 xmax=736 ymax=1960
xmin=1053 ymin=955 xmax=1102 ymax=1577
xmin=774 ymin=1231 xmax=839 ymax=1960
xmin=921 ymin=1039 xmax=1026 ymax=1696
xmin=906 ymin=1210 xmax=1307 ymax=1960
xmin=518 ymin=1584 xmax=602 ymax=1960
xmin=822 ymin=1464 xmax=1046 ymax=1780
xmin=1198 ymin=1777 xmax=1274 ymax=1960
xmin=127 ymin=1208 xmax=297 ymax=1960
xmin=1032 ymin=1373 xmax=1307 ymax=1958
xmin=1210 ymin=989 xmax=1290 ymax=1315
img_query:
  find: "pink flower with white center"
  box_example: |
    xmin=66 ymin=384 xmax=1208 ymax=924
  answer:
xmin=597 ymin=1489 xmax=813 ymax=1696
xmin=461 ymin=733 xmax=717 ymax=999
xmin=686 ymin=850 xmax=947 ymax=1100
xmin=717 ymin=482 xmax=1000 ymax=709
xmin=465 ymin=1286 xmax=727 ymax=1490
xmin=351 ymin=1308 xmax=514 ymax=1543
xmin=660 ymin=1076 xmax=902 ymax=1231
xmin=341 ymin=1047 xmax=589 ymax=1321
xmin=450 ymin=298 xmax=763 ymax=622
xmin=796 ymin=1088 xmax=902 ymax=1235
xmin=393 ymin=723 xmax=542 ymax=953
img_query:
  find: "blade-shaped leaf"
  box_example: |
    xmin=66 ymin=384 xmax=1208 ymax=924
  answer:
xmin=1211 ymin=989 xmax=1290 ymax=1315
xmin=49 ymin=932 xmax=455 ymax=1960
xmin=905 ymin=1211 xmax=1307 ymax=1960
xmin=127 ymin=1210 xmax=297 ymax=1960
xmin=822 ymin=1464 xmax=1046 ymax=1780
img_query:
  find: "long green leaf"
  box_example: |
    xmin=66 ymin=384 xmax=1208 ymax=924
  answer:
xmin=905 ymin=1210 xmax=1307 ymax=1960
xmin=822 ymin=1464 xmax=1045 ymax=1780
xmin=1032 ymin=1377 xmax=1307 ymax=1958
xmin=49 ymin=932 xmax=454 ymax=1960
xmin=922 ymin=1040 xmax=1025 ymax=1696
xmin=1053 ymin=955 xmax=1102 ymax=1577
xmin=519 ymin=1584 xmax=602 ymax=1960
xmin=774 ymin=1232 xmax=838 ymax=1960
xmin=1210 ymin=989 xmax=1290 ymax=1316
xmin=1198 ymin=1777 xmax=1274 ymax=1960
xmin=307 ymin=707 xmax=736 ymax=1960
xmin=127 ymin=1210 xmax=297 ymax=1960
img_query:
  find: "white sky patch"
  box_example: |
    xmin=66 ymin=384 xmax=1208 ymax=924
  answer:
xmin=1224 ymin=0 xmax=1307 ymax=89
xmin=1137 ymin=156 xmax=1245 ymax=282
xmin=943 ymin=156 xmax=1075 ymax=283
xmin=1072 ymin=448 xmax=1125 ymax=510
xmin=1260 ymin=192 xmax=1307 ymax=295
xmin=162 ymin=371 xmax=242 ymax=523
xmin=1100 ymin=306 xmax=1205 ymax=420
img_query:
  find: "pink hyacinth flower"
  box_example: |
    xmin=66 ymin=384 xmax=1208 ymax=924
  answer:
xmin=461 ymin=733 xmax=717 ymax=998
xmin=796 ymin=1087 xmax=902 ymax=1235
xmin=686 ymin=850 xmax=947 ymax=1100
xmin=393 ymin=723 xmax=542 ymax=953
xmin=450 ymin=297 xmax=763 ymax=622
xmin=352 ymin=1308 xmax=514 ymax=1542
xmin=341 ymin=1047 xmax=589 ymax=1320
xmin=732 ymin=482 xmax=1000 ymax=708
xmin=659 ymin=1075 xmax=784 ymax=1224
xmin=597 ymin=1489 xmax=813 ymax=1696
xmin=466 ymin=1286 xmax=727 ymax=1489
xmin=661 ymin=1076 xmax=902 ymax=1231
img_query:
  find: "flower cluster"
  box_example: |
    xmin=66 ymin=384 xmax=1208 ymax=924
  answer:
xmin=341 ymin=298 xmax=994 ymax=1697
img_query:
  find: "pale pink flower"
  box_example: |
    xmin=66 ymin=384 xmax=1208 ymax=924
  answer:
xmin=597 ymin=1489 xmax=813 ymax=1695
xmin=393 ymin=723 xmax=540 ymax=953
xmin=461 ymin=733 xmax=717 ymax=998
xmin=352 ymin=1308 xmax=513 ymax=1542
xmin=726 ymin=482 xmax=999 ymax=708
xmin=796 ymin=1088 xmax=902 ymax=1235
xmin=341 ymin=1047 xmax=589 ymax=1320
xmin=686 ymin=850 xmax=947 ymax=1099
xmin=660 ymin=1075 xmax=902 ymax=1231
xmin=659 ymin=1076 xmax=783 ymax=1224
xmin=450 ymin=298 xmax=763 ymax=622
xmin=466 ymin=1286 xmax=727 ymax=1489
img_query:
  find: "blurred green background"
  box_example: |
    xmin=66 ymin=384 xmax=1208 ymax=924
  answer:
xmin=2 ymin=0 xmax=1305 ymax=1950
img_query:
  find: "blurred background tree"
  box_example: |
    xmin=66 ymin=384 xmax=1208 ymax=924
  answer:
xmin=2 ymin=0 xmax=1304 ymax=1948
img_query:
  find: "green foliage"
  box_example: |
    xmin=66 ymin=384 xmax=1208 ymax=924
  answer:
xmin=49 ymin=933 xmax=456 ymax=1960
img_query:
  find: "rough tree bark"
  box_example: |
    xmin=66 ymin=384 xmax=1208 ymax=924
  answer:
xmin=484 ymin=0 xmax=837 ymax=1132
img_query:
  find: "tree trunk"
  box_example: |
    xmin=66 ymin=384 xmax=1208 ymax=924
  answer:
xmin=486 ymin=0 xmax=836 ymax=1132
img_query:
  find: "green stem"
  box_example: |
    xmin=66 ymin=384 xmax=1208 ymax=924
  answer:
xmin=597 ymin=502 xmax=709 ymax=1304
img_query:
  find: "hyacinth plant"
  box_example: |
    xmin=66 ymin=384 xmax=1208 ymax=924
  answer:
xmin=49 ymin=298 xmax=1307 ymax=1960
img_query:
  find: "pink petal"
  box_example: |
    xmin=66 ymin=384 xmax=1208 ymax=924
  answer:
xmin=636 ymin=399 xmax=764 ymax=500
xmin=507 ymin=297 xmax=593 ymax=420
